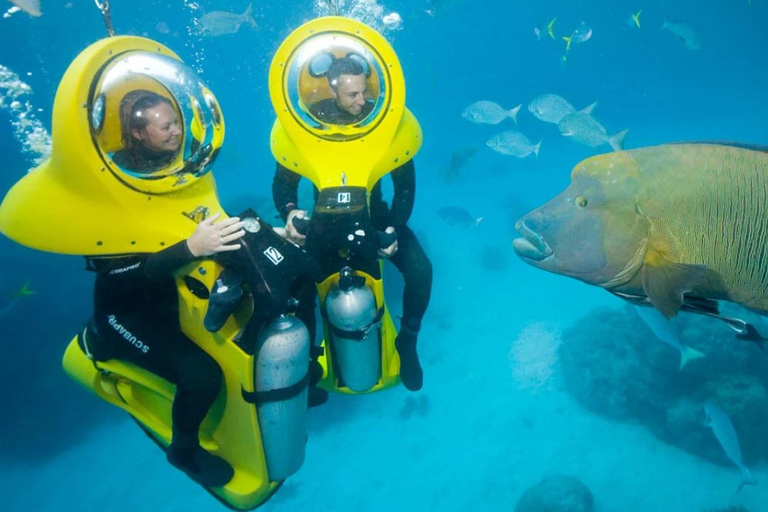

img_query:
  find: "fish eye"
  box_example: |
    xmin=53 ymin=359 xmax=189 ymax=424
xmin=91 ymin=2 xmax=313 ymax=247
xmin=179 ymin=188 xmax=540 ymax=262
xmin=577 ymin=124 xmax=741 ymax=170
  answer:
xmin=576 ymin=196 xmax=588 ymax=208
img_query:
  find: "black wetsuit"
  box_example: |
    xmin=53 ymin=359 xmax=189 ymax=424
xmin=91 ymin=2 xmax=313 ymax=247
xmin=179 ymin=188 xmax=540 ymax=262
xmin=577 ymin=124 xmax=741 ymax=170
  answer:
xmin=272 ymin=160 xmax=433 ymax=336
xmin=86 ymin=241 xmax=221 ymax=441
xmin=309 ymin=98 xmax=374 ymax=125
xmin=112 ymin=145 xmax=177 ymax=174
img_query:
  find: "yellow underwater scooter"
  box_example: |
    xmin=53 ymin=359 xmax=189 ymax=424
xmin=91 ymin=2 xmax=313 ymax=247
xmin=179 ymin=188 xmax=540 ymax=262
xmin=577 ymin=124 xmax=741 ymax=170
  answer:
xmin=0 ymin=36 xmax=309 ymax=510
xmin=268 ymin=16 xmax=423 ymax=395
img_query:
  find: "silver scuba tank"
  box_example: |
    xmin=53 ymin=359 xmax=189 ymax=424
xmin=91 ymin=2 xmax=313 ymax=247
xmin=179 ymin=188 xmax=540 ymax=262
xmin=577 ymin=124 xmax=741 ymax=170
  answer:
xmin=325 ymin=267 xmax=381 ymax=392
xmin=254 ymin=315 xmax=310 ymax=481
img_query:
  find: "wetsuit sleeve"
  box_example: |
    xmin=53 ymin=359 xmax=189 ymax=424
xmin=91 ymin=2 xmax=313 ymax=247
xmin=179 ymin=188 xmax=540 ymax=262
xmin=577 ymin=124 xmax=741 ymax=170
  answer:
xmin=272 ymin=163 xmax=302 ymax=222
xmin=388 ymin=159 xmax=416 ymax=226
xmin=144 ymin=240 xmax=196 ymax=281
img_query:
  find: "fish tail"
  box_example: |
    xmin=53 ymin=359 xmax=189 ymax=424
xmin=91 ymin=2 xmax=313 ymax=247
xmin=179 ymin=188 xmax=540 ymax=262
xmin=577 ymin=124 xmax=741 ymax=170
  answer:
xmin=608 ymin=129 xmax=629 ymax=152
xmin=634 ymin=10 xmax=642 ymax=28
xmin=580 ymin=101 xmax=598 ymax=115
xmin=475 ymin=217 xmax=485 ymax=227
xmin=508 ymin=104 xmax=521 ymax=123
xmin=678 ymin=346 xmax=705 ymax=370
xmin=244 ymin=2 xmax=258 ymax=28
xmin=737 ymin=467 xmax=757 ymax=493
xmin=547 ymin=17 xmax=557 ymax=39
xmin=533 ymin=140 xmax=542 ymax=159
xmin=562 ymin=35 xmax=573 ymax=52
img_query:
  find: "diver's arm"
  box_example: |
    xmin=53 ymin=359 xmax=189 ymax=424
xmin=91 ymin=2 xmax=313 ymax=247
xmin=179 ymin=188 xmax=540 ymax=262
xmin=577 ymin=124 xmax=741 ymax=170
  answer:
xmin=388 ymin=159 xmax=416 ymax=226
xmin=144 ymin=240 xmax=197 ymax=281
xmin=146 ymin=213 xmax=246 ymax=280
xmin=273 ymin=163 xmax=302 ymax=222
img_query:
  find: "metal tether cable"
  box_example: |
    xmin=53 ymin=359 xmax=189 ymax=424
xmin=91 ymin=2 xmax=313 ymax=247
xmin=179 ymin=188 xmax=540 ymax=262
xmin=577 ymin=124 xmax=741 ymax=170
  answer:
xmin=94 ymin=0 xmax=115 ymax=37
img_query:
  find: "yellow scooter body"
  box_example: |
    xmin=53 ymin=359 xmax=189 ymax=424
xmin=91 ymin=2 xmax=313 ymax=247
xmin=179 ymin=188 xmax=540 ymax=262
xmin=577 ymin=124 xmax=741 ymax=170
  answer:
xmin=268 ymin=17 xmax=423 ymax=394
xmin=0 ymin=36 xmax=279 ymax=510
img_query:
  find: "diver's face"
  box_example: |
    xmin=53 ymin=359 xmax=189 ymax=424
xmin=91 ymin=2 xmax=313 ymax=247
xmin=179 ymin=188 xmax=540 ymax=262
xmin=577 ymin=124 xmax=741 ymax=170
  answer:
xmin=331 ymin=73 xmax=368 ymax=116
xmin=133 ymin=102 xmax=182 ymax=152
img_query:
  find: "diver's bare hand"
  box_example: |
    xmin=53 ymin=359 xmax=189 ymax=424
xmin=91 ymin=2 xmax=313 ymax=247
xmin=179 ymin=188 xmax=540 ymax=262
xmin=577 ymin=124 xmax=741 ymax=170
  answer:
xmin=378 ymin=226 xmax=398 ymax=258
xmin=285 ymin=209 xmax=309 ymax=245
xmin=187 ymin=212 xmax=246 ymax=257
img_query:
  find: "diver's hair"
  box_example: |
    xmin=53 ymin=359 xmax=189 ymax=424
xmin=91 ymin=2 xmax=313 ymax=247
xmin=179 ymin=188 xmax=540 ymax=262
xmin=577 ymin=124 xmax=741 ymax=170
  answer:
xmin=327 ymin=56 xmax=366 ymax=90
xmin=118 ymin=90 xmax=173 ymax=150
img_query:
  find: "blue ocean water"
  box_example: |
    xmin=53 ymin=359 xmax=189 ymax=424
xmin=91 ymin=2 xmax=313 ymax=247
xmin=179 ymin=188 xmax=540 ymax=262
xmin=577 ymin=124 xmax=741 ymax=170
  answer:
xmin=1 ymin=0 xmax=767 ymax=510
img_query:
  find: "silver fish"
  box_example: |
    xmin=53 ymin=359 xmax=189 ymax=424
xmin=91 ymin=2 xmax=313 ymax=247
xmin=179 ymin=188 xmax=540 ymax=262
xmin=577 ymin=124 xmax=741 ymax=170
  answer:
xmin=436 ymin=207 xmax=483 ymax=228
xmin=662 ymin=20 xmax=701 ymax=50
xmin=486 ymin=131 xmax=541 ymax=159
xmin=528 ymin=94 xmax=597 ymax=124
xmin=633 ymin=306 xmax=704 ymax=370
xmin=558 ymin=112 xmax=628 ymax=151
xmin=8 ymin=0 xmax=41 ymax=16
xmin=704 ymin=401 xmax=757 ymax=493
xmin=195 ymin=3 xmax=258 ymax=37
xmin=572 ymin=22 xmax=592 ymax=44
xmin=462 ymin=101 xmax=521 ymax=125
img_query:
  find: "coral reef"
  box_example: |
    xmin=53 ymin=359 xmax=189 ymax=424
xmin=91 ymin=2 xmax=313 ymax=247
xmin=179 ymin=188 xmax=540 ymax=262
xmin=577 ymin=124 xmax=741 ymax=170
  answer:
xmin=559 ymin=304 xmax=768 ymax=466
xmin=515 ymin=474 xmax=594 ymax=512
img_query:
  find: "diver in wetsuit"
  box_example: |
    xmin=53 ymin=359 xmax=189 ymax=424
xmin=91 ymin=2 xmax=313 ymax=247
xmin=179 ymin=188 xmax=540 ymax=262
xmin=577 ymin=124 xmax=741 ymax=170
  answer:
xmin=86 ymin=213 xmax=245 ymax=487
xmin=85 ymin=91 xmax=248 ymax=487
xmin=273 ymin=56 xmax=433 ymax=392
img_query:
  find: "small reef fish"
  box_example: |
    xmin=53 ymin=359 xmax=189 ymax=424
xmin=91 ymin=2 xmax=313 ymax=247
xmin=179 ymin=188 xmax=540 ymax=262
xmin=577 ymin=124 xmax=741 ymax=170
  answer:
xmin=8 ymin=0 xmax=41 ymax=17
xmin=547 ymin=17 xmax=557 ymax=39
xmin=563 ymin=22 xmax=592 ymax=51
xmin=441 ymin=147 xmax=477 ymax=184
xmin=663 ymin=20 xmax=701 ymax=50
xmin=629 ymin=10 xmax=642 ymax=28
xmin=704 ymin=401 xmax=757 ymax=493
xmin=486 ymin=131 xmax=541 ymax=159
xmin=0 ymin=280 xmax=36 ymax=316
xmin=633 ymin=305 xmax=704 ymax=370
xmin=558 ymin=112 xmax=628 ymax=152
xmin=462 ymin=101 xmax=521 ymax=125
xmin=513 ymin=143 xmax=768 ymax=320
xmin=534 ymin=26 xmax=541 ymax=40
xmin=195 ymin=3 xmax=258 ymax=37
xmin=436 ymin=207 xmax=484 ymax=228
xmin=529 ymin=93 xmax=597 ymax=125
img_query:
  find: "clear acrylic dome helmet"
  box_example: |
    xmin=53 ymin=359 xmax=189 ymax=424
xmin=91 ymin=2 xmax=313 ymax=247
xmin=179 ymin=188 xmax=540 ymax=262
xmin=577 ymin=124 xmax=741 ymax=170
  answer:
xmin=283 ymin=33 xmax=388 ymax=141
xmin=89 ymin=52 xmax=225 ymax=193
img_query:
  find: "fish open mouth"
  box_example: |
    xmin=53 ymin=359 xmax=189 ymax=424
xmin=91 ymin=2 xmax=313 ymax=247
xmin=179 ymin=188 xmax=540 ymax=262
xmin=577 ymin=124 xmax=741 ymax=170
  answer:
xmin=513 ymin=219 xmax=553 ymax=261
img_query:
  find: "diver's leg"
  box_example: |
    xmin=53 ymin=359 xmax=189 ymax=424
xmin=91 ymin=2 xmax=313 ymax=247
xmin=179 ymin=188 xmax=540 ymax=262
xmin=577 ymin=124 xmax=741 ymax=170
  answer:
xmin=91 ymin=316 xmax=233 ymax=486
xmin=293 ymin=278 xmax=328 ymax=407
xmin=159 ymin=331 xmax=234 ymax=487
xmin=388 ymin=225 xmax=433 ymax=391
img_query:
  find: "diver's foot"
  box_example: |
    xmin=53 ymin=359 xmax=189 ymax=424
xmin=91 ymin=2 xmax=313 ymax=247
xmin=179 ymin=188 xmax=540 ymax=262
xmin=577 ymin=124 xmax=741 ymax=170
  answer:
xmin=308 ymin=386 xmax=329 ymax=408
xmin=167 ymin=445 xmax=234 ymax=488
xmin=396 ymin=330 xmax=423 ymax=391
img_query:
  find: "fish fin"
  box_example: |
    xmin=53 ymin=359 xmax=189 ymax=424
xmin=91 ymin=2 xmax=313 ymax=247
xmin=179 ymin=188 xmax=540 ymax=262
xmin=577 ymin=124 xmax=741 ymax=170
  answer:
xmin=509 ymin=104 xmax=521 ymax=123
xmin=668 ymin=140 xmax=768 ymax=153
xmin=547 ymin=17 xmax=557 ymax=39
xmin=475 ymin=217 xmax=485 ymax=227
xmin=737 ymin=467 xmax=757 ymax=493
xmin=243 ymin=2 xmax=258 ymax=29
xmin=679 ymin=346 xmax=705 ymax=370
xmin=642 ymin=256 xmax=707 ymax=318
xmin=608 ymin=129 xmax=629 ymax=151
xmin=533 ymin=140 xmax=542 ymax=159
xmin=562 ymin=35 xmax=572 ymax=51
xmin=580 ymin=101 xmax=598 ymax=115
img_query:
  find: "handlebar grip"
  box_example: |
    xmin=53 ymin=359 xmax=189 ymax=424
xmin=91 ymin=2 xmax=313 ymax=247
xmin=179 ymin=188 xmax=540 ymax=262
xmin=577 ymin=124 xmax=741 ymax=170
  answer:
xmin=292 ymin=216 xmax=310 ymax=235
xmin=377 ymin=229 xmax=397 ymax=249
